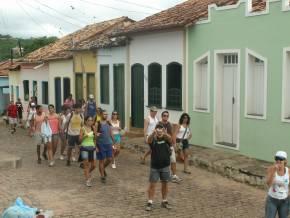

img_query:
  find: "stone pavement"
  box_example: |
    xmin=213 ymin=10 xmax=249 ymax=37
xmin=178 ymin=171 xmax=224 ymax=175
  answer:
xmin=0 ymin=126 xmax=266 ymax=217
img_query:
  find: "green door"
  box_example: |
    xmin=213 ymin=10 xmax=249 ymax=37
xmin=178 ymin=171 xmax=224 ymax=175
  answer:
xmin=75 ymin=73 xmax=83 ymax=102
xmin=54 ymin=77 xmax=61 ymax=113
xmin=131 ymin=64 xmax=144 ymax=128
xmin=114 ymin=64 xmax=125 ymax=129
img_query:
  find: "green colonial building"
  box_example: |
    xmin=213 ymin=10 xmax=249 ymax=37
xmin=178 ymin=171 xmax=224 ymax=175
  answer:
xmin=188 ymin=0 xmax=290 ymax=162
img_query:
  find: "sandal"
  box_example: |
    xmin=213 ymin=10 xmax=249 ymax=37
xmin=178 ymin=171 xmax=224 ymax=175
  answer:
xmin=183 ymin=170 xmax=191 ymax=174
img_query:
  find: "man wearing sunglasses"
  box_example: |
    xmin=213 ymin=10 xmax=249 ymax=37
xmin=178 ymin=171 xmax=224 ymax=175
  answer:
xmin=265 ymin=150 xmax=290 ymax=218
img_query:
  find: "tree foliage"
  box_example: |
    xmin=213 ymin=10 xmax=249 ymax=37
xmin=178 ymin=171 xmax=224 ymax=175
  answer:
xmin=0 ymin=34 xmax=58 ymax=61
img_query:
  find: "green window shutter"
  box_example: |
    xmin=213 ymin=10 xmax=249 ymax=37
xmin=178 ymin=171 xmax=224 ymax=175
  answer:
xmin=42 ymin=81 xmax=49 ymax=105
xmin=166 ymin=62 xmax=182 ymax=110
xmin=100 ymin=65 xmax=110 ymax=104
xmin=75 ymin=73 xmax=83 ymax=102
xmin=23 ymin=80 xmax=29 ymax=101
xmin=148 ymin=63 xmax=162 ymax=107
xmin=86 ymin=73 xmax=95 ymax=98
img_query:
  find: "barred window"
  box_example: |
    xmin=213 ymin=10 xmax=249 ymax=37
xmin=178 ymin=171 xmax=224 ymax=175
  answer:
xmin=166 ymin=62 xmax=182 ymax=110
xmin=148 ymin=63 xmax=162 ymax=107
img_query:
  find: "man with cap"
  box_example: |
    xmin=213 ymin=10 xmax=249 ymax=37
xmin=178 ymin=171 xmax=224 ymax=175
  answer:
xmin=265 ymin=150 xmax=290 ymax=218
xmin=141 ymin=106 xmax=159 ymax=164
xmin=145 ymin=123 xmax=172 ymax=211
xmin=85 ymin=94 xmax=97 ymax=119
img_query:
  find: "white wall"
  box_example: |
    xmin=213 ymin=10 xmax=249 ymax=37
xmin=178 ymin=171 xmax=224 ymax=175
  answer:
xmin=19 ymin=64 xmax=49 ymax=116
xmin=97 ymin=46 xmax=128 ymax=128
xmin=129 ymin=30 xmax=185 ymax=124
xmin=49 ymin=59 xmax=74 ymax=106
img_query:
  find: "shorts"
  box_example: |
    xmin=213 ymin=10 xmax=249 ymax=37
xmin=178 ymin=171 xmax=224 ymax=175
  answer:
xmin=18 ymin=112 xmax=23 ymax=119
xmin=81 ymin=147 xmax=96 ymax=161
xmin=33 ymin=133 xmax=44 ymax=145
xmin=52 ymin=133 xmax=59 ymax=141
xmin=97 ymin=144 xmax=113 ymax=160
xmin=67 ymin=135 xmax=80 ymax=148
xmin=113 ymin=134 xmax=121 ymax=144
xmin=149 ymin=166 xmax=170 ymax=183
xmin=170 ymin=147 xmax=176 ymax=163
xmin=42 ymin=136 xmax=52 ymax=144
xmin=9 ymin=117 xmax=17 ymax=125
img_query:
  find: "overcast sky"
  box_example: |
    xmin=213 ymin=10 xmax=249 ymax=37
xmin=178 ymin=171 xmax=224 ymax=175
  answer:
xmin=0 ymin=0 xmax=186 ymax=38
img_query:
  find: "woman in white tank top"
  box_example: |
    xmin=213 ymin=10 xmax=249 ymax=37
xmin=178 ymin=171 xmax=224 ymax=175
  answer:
xmin=110 ymin=111 xmax=122 ymax=169
xmin=174 ymin=113 xmax=192 ymax=174
xmin=265 ymin=151 xmax=290 ymax=218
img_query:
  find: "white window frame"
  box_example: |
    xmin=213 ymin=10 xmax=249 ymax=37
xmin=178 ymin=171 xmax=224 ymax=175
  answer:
xmin=193 ymin=51 xmax=210 ymax=113
xmin=282 ymin=47 xmax=290 ymax=122
xmin=245 ymin=48 xmax=268 ymax=120
xmin=282 ymin=0 xmax=290 ymax=11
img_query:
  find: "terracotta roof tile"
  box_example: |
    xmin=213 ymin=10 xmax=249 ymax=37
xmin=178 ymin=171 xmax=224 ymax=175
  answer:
xmin=25 ymin=17 xmax=132 ymax=62
xmin=0 ymin=60 xmax=17 ymax=76
xmin=117 ymin=0 xmax=244 ymax=34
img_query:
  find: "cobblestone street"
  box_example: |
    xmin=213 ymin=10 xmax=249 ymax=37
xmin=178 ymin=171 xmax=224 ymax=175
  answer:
xmin=0 ymin=126 xmax=265 ymax=218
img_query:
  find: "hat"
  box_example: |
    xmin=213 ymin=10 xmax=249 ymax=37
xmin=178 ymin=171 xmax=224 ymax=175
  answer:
xmin=89 ymin=94 xmax=94 ymax=99
xmin=275 ymin=151 xmax=287 ymax=159
xmin=31 ymin=102 xmax=35 ymax=106
xmin=149 ymin=106 xmax=158 ymax=112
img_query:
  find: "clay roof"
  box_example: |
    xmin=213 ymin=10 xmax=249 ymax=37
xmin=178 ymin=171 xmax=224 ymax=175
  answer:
xmin=25 ymin=17 xmax=133 ymax=62
xmin=72 ymin=17 xmax=134 ymax=50
xmin=0 ymin=60 xmax=19 ymax=76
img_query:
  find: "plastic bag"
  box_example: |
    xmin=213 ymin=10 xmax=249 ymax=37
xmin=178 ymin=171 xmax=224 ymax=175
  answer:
xmin=2 ymin=197 xmax=37 ymax=218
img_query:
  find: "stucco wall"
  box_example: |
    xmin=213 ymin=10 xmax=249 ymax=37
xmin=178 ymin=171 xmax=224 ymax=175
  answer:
xmin=49 ymin=59 xmax=74 ymax=106
xmin=188 ymin=0 xmax=290 ymax=161
xmin=129 ymin=30 xmax=185 ymax=123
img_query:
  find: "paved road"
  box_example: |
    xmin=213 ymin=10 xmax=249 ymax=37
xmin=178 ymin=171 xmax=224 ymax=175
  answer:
xmin=0 ymin=126 xmax=265 ymax=218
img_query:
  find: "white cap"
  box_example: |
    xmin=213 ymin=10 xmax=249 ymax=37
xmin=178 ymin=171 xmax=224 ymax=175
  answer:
xmin=89 ymin=94 xmax=94 ymax=99
xmin=31 ymin=102 xmax=35 ymax=106
xmin=275 ymin=151 xmax=287 ymax=159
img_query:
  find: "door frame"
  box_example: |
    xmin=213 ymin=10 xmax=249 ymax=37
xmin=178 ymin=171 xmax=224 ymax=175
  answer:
xmin=213 ymin=49 xmax=240 ymax=150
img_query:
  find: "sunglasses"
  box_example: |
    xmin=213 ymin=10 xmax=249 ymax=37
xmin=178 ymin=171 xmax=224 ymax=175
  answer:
xmin=162 ymin=114 xmax=169 ymax=117
xmin=275 ymin=156 xmax=286 ymax=161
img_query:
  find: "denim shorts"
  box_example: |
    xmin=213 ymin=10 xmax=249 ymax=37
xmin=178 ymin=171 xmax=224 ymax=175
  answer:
xmin=67 ymin=135 xmax=80 ymax=148
xmin=81 ymin=149 xmax=96 ymax=161
xmin=52 ymin=133 xmax=59 ymax=142
xmin=265 ymin=195 xmax=289 ymax=218
xmin=97 ymin=144 xmax=113 ymax=160
xmin=149 ymin=166 xmax=170 ymax=183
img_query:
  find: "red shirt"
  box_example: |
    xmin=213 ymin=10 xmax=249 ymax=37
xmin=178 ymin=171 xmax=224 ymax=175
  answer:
xmin=7 ymin=105 xmax=18 ymax=118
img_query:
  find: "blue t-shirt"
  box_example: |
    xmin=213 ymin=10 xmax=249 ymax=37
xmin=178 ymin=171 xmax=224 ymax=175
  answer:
xmin=96 ymin=121 xmax=112 ymax=146
xmin=86 ymin=101 xmax=96 ymax=117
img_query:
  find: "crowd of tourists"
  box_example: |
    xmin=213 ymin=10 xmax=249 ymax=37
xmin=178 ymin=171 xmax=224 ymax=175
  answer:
xmin=6 ymin=94 xmax=290 ymax=216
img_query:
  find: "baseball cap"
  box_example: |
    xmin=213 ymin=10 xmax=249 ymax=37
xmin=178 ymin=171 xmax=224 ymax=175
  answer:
xmin=275 ymin=151 xmax=287 ymax=159
xmin=31 ymin=102 xmax=36 ymax=106
xmin=149 ymin=106 xmax=158 ymax=112
xmin=89 ymin=94 xmax=94 ymax=99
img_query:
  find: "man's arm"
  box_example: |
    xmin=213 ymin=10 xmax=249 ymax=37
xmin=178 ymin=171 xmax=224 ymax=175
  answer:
xmin=147 ymin=130 xmax=156 ymax=145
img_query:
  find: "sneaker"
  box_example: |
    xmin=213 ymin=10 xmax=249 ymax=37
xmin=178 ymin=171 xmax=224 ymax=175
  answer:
xmin=111 ymin=163 xmax=116 ymax=169
xmin=86 ymin=179 xmax=92 ymax=187
xmin=161 ymin=201 xmax=172 ymax=210
xmin=60 ymin=155 xmax=65 ymax=160
xmin=66 ymin=160 xmax=71 ymax=166
xmin=101 ymin=176 xmax=106 ymax=183
xmin=49 ymin=161 xmax=55 ymax=167
xmin=172 ymin=175 xmax=183 ymax=183
xmin=145 ymin=202 xmax=153 ymax=211
xmin=183 ymin=170 xmax=191 ymax=174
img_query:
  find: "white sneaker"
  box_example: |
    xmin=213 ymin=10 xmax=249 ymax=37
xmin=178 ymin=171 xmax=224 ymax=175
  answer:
xmin=49 ymin=161 xmax=55 ymax=167
xmin=111 ymin=163 xmax=116 ymax=169
xmin=60 ymin=155 xmax=65 ymax=160
xmin=72 ymin=156 xmax=76 ymax=162
xmin=86 ymin=179 xmax=92 ymax=187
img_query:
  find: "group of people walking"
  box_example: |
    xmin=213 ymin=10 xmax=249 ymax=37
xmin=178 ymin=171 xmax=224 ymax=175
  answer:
xmin=6 ymin=94 xmax=122 ymax=187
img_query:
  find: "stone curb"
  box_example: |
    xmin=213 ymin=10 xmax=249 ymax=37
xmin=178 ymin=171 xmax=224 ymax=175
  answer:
xmin=122 ymin=137 xmax=269 ymax=190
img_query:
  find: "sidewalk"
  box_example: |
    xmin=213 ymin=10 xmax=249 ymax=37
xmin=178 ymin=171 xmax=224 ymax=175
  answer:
xmin=0 ymin=151 xmax=22 ymax=170
xmin=122 ymin=136 xmax=270 ymax=189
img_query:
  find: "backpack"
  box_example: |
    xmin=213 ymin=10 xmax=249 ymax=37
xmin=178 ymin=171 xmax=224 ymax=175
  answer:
xmin=66 ymin=112 xmax=84 ymax=133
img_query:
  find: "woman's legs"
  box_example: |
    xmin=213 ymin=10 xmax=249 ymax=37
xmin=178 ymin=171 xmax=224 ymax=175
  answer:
xmin=47 ymin=141 xmax=54 ymax=166
xmin=183 ymin=148 xmax=190 ymax=173
xmin=265 ymin=196 xmax=278 ymax=218
xmin=83 ymin=159 xmax=90 ymax=180
xmin=52 ymin=135 xmax=59 ymax=156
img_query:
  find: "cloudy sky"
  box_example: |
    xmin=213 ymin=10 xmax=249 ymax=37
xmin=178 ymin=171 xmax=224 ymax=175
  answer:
xmin=0 ymin=0 xmax=186 ymax=38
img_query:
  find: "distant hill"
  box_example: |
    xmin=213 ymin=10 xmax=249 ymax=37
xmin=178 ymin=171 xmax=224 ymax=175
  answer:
xmin=0 ymin=34 xmax=58 ymax=61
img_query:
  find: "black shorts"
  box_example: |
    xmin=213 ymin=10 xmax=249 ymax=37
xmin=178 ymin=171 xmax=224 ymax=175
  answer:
xmin=18 ymin=111 xmax=23 ymax=119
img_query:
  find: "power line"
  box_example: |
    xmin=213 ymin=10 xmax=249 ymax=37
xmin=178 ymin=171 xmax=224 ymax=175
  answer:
xmin=113 ymin=0 xmax=163 ymax=11
xmin=78 ymin=0 xmax=152 ymax=14
xmin=21 ymin=0 xmax=83 ymax=29
xmin=33 ymin=0 xmax=88 ymax=26
xmin=16 ymin=0 xmax=51 ymax=35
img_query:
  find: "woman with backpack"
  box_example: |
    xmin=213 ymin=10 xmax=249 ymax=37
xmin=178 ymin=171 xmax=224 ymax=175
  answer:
xmin=79 ymin=116 xmax=98 ymax=187
xmin=174 ymin=113 xmax=192 ymax=174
